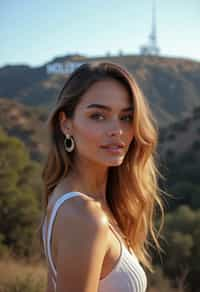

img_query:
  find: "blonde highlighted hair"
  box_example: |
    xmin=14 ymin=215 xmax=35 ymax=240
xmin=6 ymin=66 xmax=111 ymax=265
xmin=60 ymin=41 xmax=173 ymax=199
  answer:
xmin=40 ymin=61 xmax=165 ymax=272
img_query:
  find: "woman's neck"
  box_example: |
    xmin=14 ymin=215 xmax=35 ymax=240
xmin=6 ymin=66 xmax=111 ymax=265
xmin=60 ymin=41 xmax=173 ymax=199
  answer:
xmin=63 ymin=162 xmax=109 ymax=205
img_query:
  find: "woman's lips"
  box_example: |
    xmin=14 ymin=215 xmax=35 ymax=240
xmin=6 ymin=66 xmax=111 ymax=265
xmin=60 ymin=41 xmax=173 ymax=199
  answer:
xmin=100 ymin=145 xmax=124 ymax=154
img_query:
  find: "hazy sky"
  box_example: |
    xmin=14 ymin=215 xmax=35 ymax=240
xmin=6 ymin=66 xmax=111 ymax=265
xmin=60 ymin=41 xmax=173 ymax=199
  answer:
xmin=1 ymin=0 xmax=200 ymax=67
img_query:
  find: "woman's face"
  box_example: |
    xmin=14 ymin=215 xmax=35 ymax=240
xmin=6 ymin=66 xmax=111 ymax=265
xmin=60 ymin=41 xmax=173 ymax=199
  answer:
xmin=61 ymin=78 xmax=135 ymax=168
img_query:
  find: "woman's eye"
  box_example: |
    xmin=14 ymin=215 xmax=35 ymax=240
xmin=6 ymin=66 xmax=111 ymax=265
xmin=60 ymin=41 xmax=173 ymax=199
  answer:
xmin=89 ymin=113 xmax=133 ymax=122
xmin=90 ymin=113 xmax=105 ymax=120
xmin=121 ymin=115 xmax=133 ymax=122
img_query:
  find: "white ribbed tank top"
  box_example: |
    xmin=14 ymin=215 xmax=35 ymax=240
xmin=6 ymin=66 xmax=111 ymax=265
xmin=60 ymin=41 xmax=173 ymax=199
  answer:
xmin=42 ymin=192 xmax=147 ymax=292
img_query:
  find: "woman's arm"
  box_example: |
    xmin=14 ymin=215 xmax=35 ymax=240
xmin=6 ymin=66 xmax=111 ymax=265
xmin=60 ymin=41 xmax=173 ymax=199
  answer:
xmin=54 ymin=199 xmax=110 ymax=292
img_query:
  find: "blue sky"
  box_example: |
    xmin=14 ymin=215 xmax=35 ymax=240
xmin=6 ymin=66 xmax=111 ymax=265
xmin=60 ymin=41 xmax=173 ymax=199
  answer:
xmin=1 ymin=0 xmax=200 ymax=67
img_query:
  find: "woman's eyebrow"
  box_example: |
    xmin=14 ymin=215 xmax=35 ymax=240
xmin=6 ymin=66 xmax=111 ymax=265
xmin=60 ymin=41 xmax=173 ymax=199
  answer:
xmin=86 ymin=104 xmax=133 ymax=112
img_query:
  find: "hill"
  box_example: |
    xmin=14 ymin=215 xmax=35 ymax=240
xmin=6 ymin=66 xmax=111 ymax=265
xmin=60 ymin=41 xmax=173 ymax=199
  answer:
xmin=159 ymin=105 xmax=200 ymax=158
xmin=0 ymin=97 xmax=48 ymax=161
xmin=158 ymin=105 xmax=200 ymax=210
xmin=1 ymin=54 xmax=200 ymax=127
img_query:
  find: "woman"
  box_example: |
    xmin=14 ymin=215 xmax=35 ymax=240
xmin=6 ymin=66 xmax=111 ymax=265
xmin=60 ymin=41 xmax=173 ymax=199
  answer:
xmin=41 ymin=61 xmax=165 ymax=292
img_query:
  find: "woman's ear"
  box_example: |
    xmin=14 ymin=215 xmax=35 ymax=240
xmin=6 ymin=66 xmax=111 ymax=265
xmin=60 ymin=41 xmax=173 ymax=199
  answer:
xmin=58 ymin=111 xmax=72 ymax=135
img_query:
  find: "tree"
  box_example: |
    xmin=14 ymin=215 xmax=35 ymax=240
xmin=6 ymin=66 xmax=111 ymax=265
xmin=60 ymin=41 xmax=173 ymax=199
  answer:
xmin=0 ymin=129 xmax=42 ymax=257
xmin=159 ymin=206 xmax=200 ymax=292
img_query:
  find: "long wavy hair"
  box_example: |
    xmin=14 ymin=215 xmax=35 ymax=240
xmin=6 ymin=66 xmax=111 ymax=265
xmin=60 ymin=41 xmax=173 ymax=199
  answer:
xmin=40 ymin=61 xmax=165 ymax=272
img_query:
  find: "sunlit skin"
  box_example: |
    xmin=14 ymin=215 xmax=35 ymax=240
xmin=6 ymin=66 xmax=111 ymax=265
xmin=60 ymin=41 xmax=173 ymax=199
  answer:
xmin=59 ymin=78 xmax=135 ymax=206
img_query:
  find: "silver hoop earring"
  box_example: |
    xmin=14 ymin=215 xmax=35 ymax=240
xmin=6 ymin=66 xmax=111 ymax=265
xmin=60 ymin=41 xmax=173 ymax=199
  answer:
xmin=64 ymin=134 xmax=75 ymax=152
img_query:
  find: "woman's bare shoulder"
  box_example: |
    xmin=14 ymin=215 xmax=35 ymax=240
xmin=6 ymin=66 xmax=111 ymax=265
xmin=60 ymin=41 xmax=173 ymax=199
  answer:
xmin=46 ymin=189 xmax=87 ymax=216
xmin=52 ymin=191 xmax=109 ymax=232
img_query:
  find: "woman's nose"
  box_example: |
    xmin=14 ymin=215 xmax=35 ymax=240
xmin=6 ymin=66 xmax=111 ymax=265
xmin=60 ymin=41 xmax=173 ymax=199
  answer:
xmin=107 ymin=120 xmax=123 ymax=137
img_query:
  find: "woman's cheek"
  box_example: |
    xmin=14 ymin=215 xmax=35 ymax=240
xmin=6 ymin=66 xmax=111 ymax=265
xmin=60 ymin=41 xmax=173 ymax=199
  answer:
xmin=76 ymin=122 xmax=103 ymax=143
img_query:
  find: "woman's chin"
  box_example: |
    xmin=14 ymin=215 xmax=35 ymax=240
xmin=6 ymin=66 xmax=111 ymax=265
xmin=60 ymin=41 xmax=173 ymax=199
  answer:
xmin=103 ymin=158 xmax=124 ymax=167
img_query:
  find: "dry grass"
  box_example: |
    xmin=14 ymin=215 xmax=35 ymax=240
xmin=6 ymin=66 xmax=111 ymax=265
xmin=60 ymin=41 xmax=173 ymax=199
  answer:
xmin=0 ymin=256 xmax=47 ymax=292
xmin=0 ymin=256 xmax=188 ymax=292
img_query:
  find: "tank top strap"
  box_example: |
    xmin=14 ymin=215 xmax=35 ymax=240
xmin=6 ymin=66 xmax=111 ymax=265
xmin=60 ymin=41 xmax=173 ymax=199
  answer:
xmin=107 ymin=221 xmax=125 ymax=249
xmin=43 ymin=191 xmax=83 ymax=287
xmin=107 ymin=221 xmax=135 ymax=257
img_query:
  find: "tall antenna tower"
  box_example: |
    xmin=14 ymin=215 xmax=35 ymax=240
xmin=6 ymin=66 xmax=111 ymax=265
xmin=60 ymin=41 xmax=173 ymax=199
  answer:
xmin=140 ymin=0 xmax=160 ymax=55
